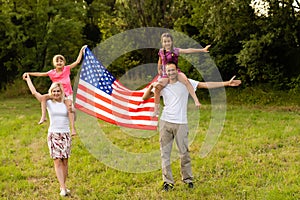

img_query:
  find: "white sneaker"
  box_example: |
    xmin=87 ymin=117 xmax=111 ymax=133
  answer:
xmin=60 ymin=189 xmax=67 ymax=196
xmin=60 ymin=188 xmax=70 ymax=195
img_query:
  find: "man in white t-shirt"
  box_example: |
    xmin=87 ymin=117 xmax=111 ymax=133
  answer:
xmin=158 ymin=61 xmax=196 ymax=191
xmin=142 ymin=61 xmax=241 ymax=191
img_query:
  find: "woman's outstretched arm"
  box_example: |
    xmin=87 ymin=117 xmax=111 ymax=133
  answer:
xmin=23 ymin=73 xmax=43 ymax=102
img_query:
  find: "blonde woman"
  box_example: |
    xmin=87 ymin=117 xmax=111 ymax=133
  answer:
xmin=23 ymin=73 xmax=72 ymax=197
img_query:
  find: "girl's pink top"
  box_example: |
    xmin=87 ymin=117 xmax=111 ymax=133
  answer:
xmin=158 ymin=48 xmax=180 ymax=78
xmin=47 ymin=65 xmax=72 ymax=96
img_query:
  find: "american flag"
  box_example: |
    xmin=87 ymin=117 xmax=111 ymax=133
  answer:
xmin=75 ymin=47 xmax=158 ymax=130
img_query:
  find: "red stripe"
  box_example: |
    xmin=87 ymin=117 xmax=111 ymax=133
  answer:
xmin=76 ymin=92 xmax=155 ymax=120
xmin=113 ymin=80 xmax=144 ymax=94
xmin=78 ymin=83 xmax=147 ymax=106
xmin=76 ymin=82 xmax=156 ymax=118
xmin=75 ymin=104 xmax=157 ymax=130
xmin=111 ymin=93 xmax=142 ymax=106
xmin=113 ymin=85 xmax=145 ymax=97
xmin=77 ymin=83 xmax=154 ymax=111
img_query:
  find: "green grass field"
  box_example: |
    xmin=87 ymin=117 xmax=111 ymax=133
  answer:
xmin=1 ymin=95 xmax=300 ymax=200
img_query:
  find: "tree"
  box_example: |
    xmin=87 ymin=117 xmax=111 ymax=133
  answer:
xmin=95 ymin=0 xmax=195 ymax=79
xmin=1 ymin=0 xmax=299 ymax=92
xmin=174 ymin=0 xmax=300 ymax=89
xmin=175 ymin=0 xmax=257 ymax=81
xmin=0 ymin=0 xmax=87 ymax=90
xmin=237 ymin=0 xmax=300 ymax=88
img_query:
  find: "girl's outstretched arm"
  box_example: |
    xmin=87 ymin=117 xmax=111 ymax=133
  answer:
xmin=179 ymin=45 xmax=211 ymax=54
xmin=69 ymin=45 xmax=88 ymax=69
xmin=24 ymin=72 xmax=48 ymax=77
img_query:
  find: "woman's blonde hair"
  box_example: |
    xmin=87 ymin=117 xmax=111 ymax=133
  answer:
xmin=48 ymin=82 xmax=65 ymax=102
xmin=52 ymin=54 xmax=66 ymax=65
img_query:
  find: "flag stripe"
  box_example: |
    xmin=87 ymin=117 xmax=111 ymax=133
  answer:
xmin=76 ymin=97 xmax=157 ymax=124
xmin=77 ymin=81 xmax=154 ymax=111
xmin=75 ymin=103 xmax=157 ymax=130
xmin=113 ymin=81 xmax=146 ymax=97
xmin=76 ymin=90 xmax=156 ymax=119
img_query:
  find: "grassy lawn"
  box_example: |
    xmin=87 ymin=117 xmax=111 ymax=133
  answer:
xmin=1 ymin=96 xmax=300 ymax=199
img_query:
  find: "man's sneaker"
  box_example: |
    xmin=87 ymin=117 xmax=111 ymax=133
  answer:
xmin=187 ymin=182 xmax=194 ymax=189
xmin=162 ymin=182 xmax=174 ymax=191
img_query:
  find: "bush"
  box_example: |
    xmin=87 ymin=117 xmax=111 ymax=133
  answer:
xmin=225 ymin=85 xmax=300 ymax=106
xmin=0 ymin=79 xmax=32 ymax=98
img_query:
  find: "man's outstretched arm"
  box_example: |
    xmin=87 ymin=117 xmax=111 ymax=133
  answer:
xmin=197 ymin=76 xmax=241 ymax=89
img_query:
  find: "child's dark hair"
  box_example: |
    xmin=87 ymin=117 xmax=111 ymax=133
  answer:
xmin=161 ymin=33 xmax=174 ymax=45
xmin=161 ymin=32 xmax=175 ymax=64
xmin=166 ymin=61 xmax=178 ymax=69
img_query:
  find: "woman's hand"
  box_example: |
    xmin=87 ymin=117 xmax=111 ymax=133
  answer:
xmin=22 ymin=73 xmax=29 ymax=80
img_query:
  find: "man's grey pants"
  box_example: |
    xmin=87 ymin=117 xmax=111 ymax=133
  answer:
xmin=159 ymin=120 xmax=193 ymax=184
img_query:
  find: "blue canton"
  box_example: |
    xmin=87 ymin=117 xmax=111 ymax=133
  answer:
xmin=80 ymin=48 xmax=116 ymax=95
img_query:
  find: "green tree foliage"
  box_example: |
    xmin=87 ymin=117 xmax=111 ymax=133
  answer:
xmin=113 ymin=0 xmax=190 ymax=29
xmin=98 ymin=0 xmax=192 ymax=79
xmin=237 ymin=0 xmax=300 ymax=89
xmin=82 ymin=0 xmax=115 ymax=43
xmin=178 ymin=0 xmax=258 ymax=81
xmin=0 ymin=0 xmax=87 ymax=90
xmin=174 ymin=0 xmax=299 ymax=89
xmin=0 ymin=0 xmax=299 ymax=92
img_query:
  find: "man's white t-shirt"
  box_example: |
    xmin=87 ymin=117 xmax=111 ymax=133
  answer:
xmin=160 ymin=79 xmax=199 ymax=124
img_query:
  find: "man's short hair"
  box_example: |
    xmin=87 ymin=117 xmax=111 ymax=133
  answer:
xmin=166 ymin=61 xmax=178 ymax=68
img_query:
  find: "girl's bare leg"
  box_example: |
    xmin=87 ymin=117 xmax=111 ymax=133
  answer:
xmin=65 ymin=99 xmax=76 ymax=136
xmin=177 ymin=73 xmax=201 ymax=108
xmin=38 ymin=94 xmax=50 ymax=124
xmin=153 ymin=78 xmax=169 ymax=116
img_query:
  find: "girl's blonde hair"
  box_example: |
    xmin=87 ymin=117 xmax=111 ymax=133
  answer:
xmin=52 ymin=54 xmax=66 ymax=65
xmin=48 ymin=82 xmax=65 ymax=102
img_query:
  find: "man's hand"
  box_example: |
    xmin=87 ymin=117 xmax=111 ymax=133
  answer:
xmin=202 ymin=45 xmax=211 ymax=52
xmin=227 ymin=76 xmax=242 ymax=86
xmin=152 ymin=82 xmax=163 ymax=90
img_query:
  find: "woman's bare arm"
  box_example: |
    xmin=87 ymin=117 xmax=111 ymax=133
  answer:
xmin=23 ymin=73 xmax=44 ymax=102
